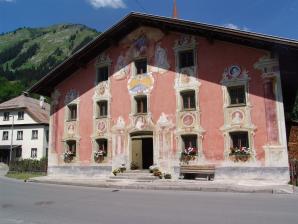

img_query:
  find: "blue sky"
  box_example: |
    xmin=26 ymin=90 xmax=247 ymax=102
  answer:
xmin=1 ymin=0 xmax=298 ymax=39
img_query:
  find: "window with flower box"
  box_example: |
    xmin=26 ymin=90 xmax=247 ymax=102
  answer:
xmin=230 ymin=131 xmax=249 ymax=149
xmin=67 ymin=140 xmax=76 ymax=156
xmin=182 ymin=135 xmax=197 ymax=152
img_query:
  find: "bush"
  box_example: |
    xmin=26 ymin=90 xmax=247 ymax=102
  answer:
xmin=9 ymin=157 xmax=47 ymax=173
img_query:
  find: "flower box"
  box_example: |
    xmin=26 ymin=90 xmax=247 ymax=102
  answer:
xmin=229 ymin=147 xmax=251 ymax=162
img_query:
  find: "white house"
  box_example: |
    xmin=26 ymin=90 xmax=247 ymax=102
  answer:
xmin=0 ymin=94 xmax=49 ymax=163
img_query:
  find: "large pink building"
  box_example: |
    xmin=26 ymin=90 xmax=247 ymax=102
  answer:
xmin=30 ymin=13 xmax=298 ymax=183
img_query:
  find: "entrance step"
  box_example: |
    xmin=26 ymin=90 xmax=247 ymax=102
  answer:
xmin=109 ymin=170 xmax=159 ymax=181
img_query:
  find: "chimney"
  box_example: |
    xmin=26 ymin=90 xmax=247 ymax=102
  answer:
xmin=172 ymin=0 xmax=178 ymax=19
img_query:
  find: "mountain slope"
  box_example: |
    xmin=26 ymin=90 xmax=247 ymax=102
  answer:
xmin=0 ymin=24 xmax=99 ymax=102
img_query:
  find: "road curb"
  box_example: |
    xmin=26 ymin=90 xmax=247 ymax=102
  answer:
xmin=28 ymin=178 xmax=293 ymax=194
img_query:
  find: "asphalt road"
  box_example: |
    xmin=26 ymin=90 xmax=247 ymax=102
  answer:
xmin=1 ymin=177 xmax=298 ymax=224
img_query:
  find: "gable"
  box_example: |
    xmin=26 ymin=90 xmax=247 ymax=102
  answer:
xmin=28 ymin=12 xmax=298 ymax=97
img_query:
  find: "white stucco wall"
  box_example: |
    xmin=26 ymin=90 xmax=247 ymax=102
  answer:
xmin=0 ymin=110 xmax=36 ymax=125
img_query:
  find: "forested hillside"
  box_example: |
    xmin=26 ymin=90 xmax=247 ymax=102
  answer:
xmin=0 ymin=24 xmax=99 ymax=102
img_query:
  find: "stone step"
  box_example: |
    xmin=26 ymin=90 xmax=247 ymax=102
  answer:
xmin=110 ymin=175 xmax=158 ymax=181
xmin=110 ymin=169 xmax=159 ymax=181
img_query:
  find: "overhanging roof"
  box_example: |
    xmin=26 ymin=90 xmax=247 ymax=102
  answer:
xmin=28 ymin=12 xmax=298 ymax=96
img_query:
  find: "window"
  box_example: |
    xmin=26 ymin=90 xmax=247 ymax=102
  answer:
xmin=45 ymin=130 xmax=49 ymax=143
xmin=135 ymin=58 xmax=147 ymax=75
xmin=2 ymin=131 xmax=8 ymax=140
xmin=31 ymin=148 xmax=37 ymax=158
xmin=17 ymin=131 xmax=23 ymax=140
xmin=3 ymin=112 xmax=10 ymax=121
xmin=228 ymin=85 xmax=246 ymax=106
xmin=67 ymin=140 xmax=76 ymax=156
xmin=17 ymin=111 xmax=24 ymax=120
xmin=181 ymin=91 xmax=196 ymax=110
xmin=96 ymin=139 xmax=108 ymax=156
xmin=230 ymin=132 xmax=249 ymax=149
xmin=97 ymin=101 xmax=108 ymax=118
xmin=135 ymin=96 xmax=147 ymax=114
xmin=179 ymin=50 xmax=194 ymax=69
xmin=182 ymin=135 xmax=197 ymax=152
xmin=32 ymin=130 xmax=38 ymax=139
xmin=96 ymin=66 xmax=109 ymax=83
xmin=68 ymin=104 xmax=77 ymax=121
xmin=16 ymin=147 xmax=22 ymax=158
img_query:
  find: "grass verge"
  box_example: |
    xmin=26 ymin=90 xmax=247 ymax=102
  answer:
xmin=5 ymin=172 xmax=46 ymax=180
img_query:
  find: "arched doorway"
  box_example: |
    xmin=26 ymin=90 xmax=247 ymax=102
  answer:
xmin=130 ymin=131 xmax=153 ymax=169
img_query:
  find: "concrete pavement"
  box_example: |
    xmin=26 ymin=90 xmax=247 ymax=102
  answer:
xmin=29 ymin=175 xmax=295 ymax=194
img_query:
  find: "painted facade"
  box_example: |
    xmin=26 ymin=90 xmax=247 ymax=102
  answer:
xmin=46 ymin=25 xmax=289 ymax=182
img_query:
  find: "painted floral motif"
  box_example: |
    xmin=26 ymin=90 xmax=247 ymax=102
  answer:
xmin=128 ymin=73 xmax=154 ymax=94
xmin=182 ymin=114 xmax=195 ymax=127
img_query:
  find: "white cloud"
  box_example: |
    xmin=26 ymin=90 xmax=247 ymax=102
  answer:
xmin=87 ymin=0 xmax=126 ymax=9
xmin=224 ymin=23 xmax=249 ymax=31
xmin=0 ymin=0 xmax=15 ymax=2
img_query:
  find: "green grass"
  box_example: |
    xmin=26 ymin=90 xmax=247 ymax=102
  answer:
xmin=5 ymin=172 xmax=45 ymax=180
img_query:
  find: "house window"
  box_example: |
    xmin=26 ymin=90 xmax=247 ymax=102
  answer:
xmin=230 ymin=132 xmax=249 ymax=149
xmin=181 ymin=91 xmax=196 ymax=110
xmin=135 ymin=58 xmax=147 ymax=75
xmin=179 ymin=50 xmax=194 ymax=69
xmin=16 ymin=147 xmax=22 ymax=158
xmin=3 ymin=112 xmax=10 ymax=121
xmin=135 ymin=96 xmax=147 ymax=114
xmin=17 ymin=111 xmax=24 ymax=120
xmin=227 ymin=85 xmax=246 ymax=106
xmin=68 ymin=104 xmax=77 ymax=121
xmin=67 ymin=140 xmax=76 ymax=156
xmin=96 ymin=66 xmax=109 ymax=83
xmin=32 ymin=130 xmax=38 ymax=139
xmin=2 ymin=131 xmax=8 ymax=140
xmin=17 ymin=131 xmax=23 ymax=140
xmin=96 ymin=139 xmax=108 ymax=156
xmin=45 ymin=130 xmax=49 ymax=143
xmin=97 ymin=101 xmax=108 ymax=118
xmin=31 ymin=148 xmax=37 ymax=158
xmin=182 ymin=135 xmax=197 ymax=153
